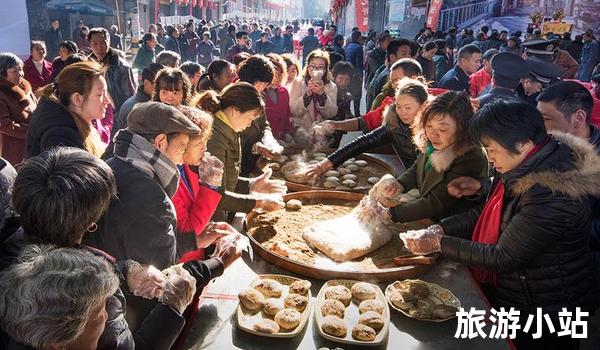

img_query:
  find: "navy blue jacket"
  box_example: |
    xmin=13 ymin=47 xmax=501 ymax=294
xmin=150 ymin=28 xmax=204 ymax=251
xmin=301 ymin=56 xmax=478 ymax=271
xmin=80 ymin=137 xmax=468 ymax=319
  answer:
xmin=439 ymin=65 xmax=470 ymax=92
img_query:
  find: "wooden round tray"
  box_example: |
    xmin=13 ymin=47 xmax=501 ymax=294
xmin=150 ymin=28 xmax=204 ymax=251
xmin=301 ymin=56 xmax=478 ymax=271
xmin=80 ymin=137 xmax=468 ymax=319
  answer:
xmin=244 ymin=191 xmax=435 ymax=282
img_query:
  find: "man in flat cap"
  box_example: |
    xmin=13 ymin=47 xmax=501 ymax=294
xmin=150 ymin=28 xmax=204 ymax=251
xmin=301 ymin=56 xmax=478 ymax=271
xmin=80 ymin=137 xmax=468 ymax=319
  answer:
xmin=478 ymin=52 xmax=530 ymax=107
xmin=516 ymin=56 xmax=563 ymax=106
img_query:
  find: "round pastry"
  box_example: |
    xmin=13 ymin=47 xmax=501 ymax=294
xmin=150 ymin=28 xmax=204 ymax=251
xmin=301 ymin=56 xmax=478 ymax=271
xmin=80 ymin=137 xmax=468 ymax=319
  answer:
xmin=346 ymin=164 xmax=360 ymax=172
xmin=358 ymin=299 xmax=385 ymax=315
xmin=321 ymin=315 xmax=348 ymax=338
xmin=342 ymin=160 xmax=354 ymax=167
xmin=342 ymin=174 xmax=357 ymax=181
xmin=270 ymin=241 xmax=291 ymax=257
xmin=274 ymin=308 xmax=302 ymax=330
xmin=262 ymin=298 xmax=285 ymax=316
xmin=431 ymin=304 xmax=458 ymax=319
xmin=253 ymin=279 xmax=283 ymax=298
xmin=351 ymin=282 xmax=378 ymax=301
xmin=238 ymin=287 xmax=265 ymax=311
xmin=342 ymin=179 xmax=357 ymax=188
xmin=284 ymin=293 xmax=309 ymax=312
xmin=324 ymin=170 xmax=340 ymax=177
xmin=358 ymin=311 xmax=385 ymax=332
xmin=367 ymin=176 xmax=380 ymax=184
xmin=325 ymin=176 xmax=341 ymax=183
xmin=355 ymin=160 xmax=368 ymax=167
xmin=348 ymin=158 xmax=356 ymax=162
xmin=252 ymin=319 xmax=280 ymax=333
xmin=289 ymin=280 xmax=311 ymax=296
xmin=286 ymin=199 xmax=302 ymax=211
xmin=323 ymin=180 xmax=339 ymax=188
xmin=352 ymin=324 xmax=377 ymax=341
xmin=325 ymin=285 xmax=352 ymax=306
xmin=335 ymin=185 xmax=351 ymax=190
xmin=337 ymin=167 xmax=351 ymax=175
xmin=320 ymin=299 xmax=346 ymax=318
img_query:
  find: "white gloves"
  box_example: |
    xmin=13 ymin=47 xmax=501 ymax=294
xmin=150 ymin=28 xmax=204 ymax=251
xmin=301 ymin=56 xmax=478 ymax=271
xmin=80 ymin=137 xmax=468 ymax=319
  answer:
xmin=197 ymin=152 xmax=224 ymax=188
xmin=369 ymin=174 xmax=404 ymax=208
xmin=399 ymin=224 xmax=445 ymax=255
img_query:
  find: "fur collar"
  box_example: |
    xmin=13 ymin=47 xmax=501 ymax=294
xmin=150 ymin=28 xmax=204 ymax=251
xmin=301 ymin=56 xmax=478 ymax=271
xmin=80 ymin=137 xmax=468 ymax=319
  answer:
xmin=0 ymin=78 xmax=33 ymax=108
xmin=427 ymin=144 xmax=473 ymax=172
xmin=511 ymin=131 xmax=600 ymax=198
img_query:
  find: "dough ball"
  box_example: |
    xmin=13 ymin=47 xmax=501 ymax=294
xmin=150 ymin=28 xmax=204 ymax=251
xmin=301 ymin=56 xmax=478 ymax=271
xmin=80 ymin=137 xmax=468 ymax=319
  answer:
xmin=324 ymin=170 xmax=340 ymax=177
xmin=358 ymin=299 xmax=385 ymax=315
xmin=348 ymin=158 xmax=356 ymax=162
xmin=284 ymin=293 xmax=309 ymax=312
xmin=289 ymin=280 xmax=311 ymax=296
xmin=286 ymin=199 xmax=302 ymax=211
xmin=252 ymin=318 xmax=280 ymax=333
xmin=342 ymin=179 xmax=357 ymax=188
xmin=324 ymin=285 xmax=352 ymax=306
xmin=342 ymin=160 xmax=354 ymax=167
xmin=268 ymin=163 xmax=281 ymax=171
xmin=320 ymin=299 xmax=346 ymax=318
xmin=347 ymin=164 xmax=360 ymax=172
xmin=351 ymin=282 xmax=378 ymax=301
xmin=274 ymin=308 xmax=302 ymax=330
xmin=253 ymin=279 xmax=283 ymax=298
xmin=431 ymin=304 xmax=458 ymax=319
xmin=352 ymin=324 xmax=377 ymax=341
xmin=337 ymin=167 xmax=352 ymax=175
xmin=323 ymin=180 xmax=339 ymax=188
xmin=342 ymin=174 xmax=357 ymax=181
xmin=270 ymin=241 xmax=291 ymax=257
xmin=335 ymin=185 xmax=351 ymax=191
xmin=321 ymin=315 xmax=348 ymax=338
xmin=368 ymin=177 xmax=380 ymax=185
xmin=325 ymin=176 xmax=341 ymax=183
xmin=355 ymin=160 xmax=368 ymax=167
xmin=262 ymin=298 xmax=285 ymax=316
xmin=238 ymin=287 xmax=265 ymax=311
xmin=358 ymin=311 xmax=385 ymax=332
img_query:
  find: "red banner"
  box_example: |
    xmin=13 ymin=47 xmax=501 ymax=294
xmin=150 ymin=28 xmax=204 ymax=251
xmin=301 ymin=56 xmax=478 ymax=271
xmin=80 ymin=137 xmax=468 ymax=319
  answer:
xmin=426 ymin=0 xmax=444 ymax=32
xmin=355 ymin=0 xmax=368 ymax=32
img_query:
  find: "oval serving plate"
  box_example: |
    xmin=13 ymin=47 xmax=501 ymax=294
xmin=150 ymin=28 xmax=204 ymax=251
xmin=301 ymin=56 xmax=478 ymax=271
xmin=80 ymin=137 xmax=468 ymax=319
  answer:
xmin=385 ymin=279 xmax=461 ymax=322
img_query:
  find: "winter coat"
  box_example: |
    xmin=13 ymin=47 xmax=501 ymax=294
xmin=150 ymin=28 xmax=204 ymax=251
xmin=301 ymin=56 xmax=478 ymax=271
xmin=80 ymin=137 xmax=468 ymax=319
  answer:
xmin=165 ymin=36 xmax=182 ymax=55
xmin=577 ymin=40 xmax=600 ymax=82
xmin=264 ymin=86 xmax=292 ymax=138
xmin=239 ymin=112 xmax=276 ymax=176
xmin=50 ymin=57 xmax=66 ymax=81
xmin=416 ymin=55 xmax=435 ymax=83
xmin=254 ymin=40 xmax=275 ymax=55
xmin=89 ymin=48 xmax=135 ymax=113
xmin=366 ymin=46 xmax=386 ymax=86
xmin=469 ymin=68 xmax=492 ymax=97
xmin=172 ymin=164 xmax=222 ymax=257
xmin=283 ymin=33 xmax=294 ymax=54
xmin=371 ymin=81 xmax=395 ymax=111
xmin=433 ymin=53 xmax=450 ymax=85
xmin=345 ymin=42 xmax=364 ymax=74
xmin=553 ymin=49 xmax=579 ymax=79
xmin=328 ymin=104 xmax=419 ymax=169
xmin=25 ymin=97 xmax=83 ymax=158
xmin=111 ymin=33 xmax=123 ymax=50
xmin=289 ymin=77 xmax=338 ymax=131
xmin=196 ymin=40 xmax=215 ymax=67
xmin=220 ymin=35 xmax=236 ymax=60
xmin=271 ymin=35 xmax=285 ymax=54
xmin=439 ymin=65 xmax=470 ymax=92
xmin=0 ymin=78 xmax=36 ymax=165
xmin=299 ymin=34 xmax=320 ymax=62
xmin=225 ymin=44 xmax=253 ymax=63
xmin=367 ymin=66 xmax=389 ymax=109
xmin=392 ymin=140 xmax=489 ymax=223
xmin=133 ymin=44 xmax=155 ymax=71
xmin=206 ymin=114 xmax=256 ymax=221
xmin=358 ymin=95 xmax=395 ymax=132
xmin=587 ymin=125 xmax=600 ymax=275
xmin=22 ymin=57 xmax=53 ymax=92
xmin=441 ymin=133 xmax=600 ymax=314
xmin=44 ymin=28 xmax=62 ymax=59
xmin=331 ymin=43 xmax=345 ymax=59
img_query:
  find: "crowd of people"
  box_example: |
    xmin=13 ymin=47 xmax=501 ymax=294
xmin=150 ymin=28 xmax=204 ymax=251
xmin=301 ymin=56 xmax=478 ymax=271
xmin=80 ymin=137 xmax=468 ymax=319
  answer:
xmin=0 ymin=15 xmax=599 ymax=350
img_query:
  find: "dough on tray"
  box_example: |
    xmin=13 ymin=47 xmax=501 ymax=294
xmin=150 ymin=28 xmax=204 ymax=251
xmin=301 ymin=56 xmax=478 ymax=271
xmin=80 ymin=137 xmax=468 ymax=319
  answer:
xmin=253 ymin=279 xmax=283 ymax=298
xmin=324 ymin=285 xmax=352 ymax=306
xmin=352 ymin=324 xmax=377 ymax=341
xmin=253 ymin=319 xmax=280 ymax=333
xmin=284 ymin=293 xmax=309 ymax=312
xmin=274 ymin=308 xmax=302 ymax=330
xmin=320 ymin=299 xmax=346 ymax=318
xmin=358 ymin=311 xmax=385 ymax=332
xmin=351 ymin=282 xmax=378 ymax=301
xmin=321 ymin=315 xmax=348 ymax=338
xmin=289 ymin=280 xmax=311 ymax=296
xmin=286 ymin=199 xmax=302 ymax=211
xmin=262 ymin=298 xmax=285 ymax=316
xmin=238 ymin=288 xmax=265 ymax=311
xmin=358 ymin=299 xmax=385 ymax=314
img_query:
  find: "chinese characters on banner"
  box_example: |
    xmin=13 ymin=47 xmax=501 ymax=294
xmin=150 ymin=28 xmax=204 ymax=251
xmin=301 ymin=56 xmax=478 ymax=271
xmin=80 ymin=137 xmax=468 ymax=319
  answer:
xmin=426 ymin=0 xmax=444 ymax=32
xmin=355 ymin=0 xmax=369 ymax=33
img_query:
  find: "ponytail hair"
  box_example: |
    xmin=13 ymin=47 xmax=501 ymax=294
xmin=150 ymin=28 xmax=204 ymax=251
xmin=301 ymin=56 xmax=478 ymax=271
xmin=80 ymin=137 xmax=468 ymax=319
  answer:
xmin=38 ymin=61 xmax=106 ymax=157
xmin=194 ymin=81 xmax=265 ymax=115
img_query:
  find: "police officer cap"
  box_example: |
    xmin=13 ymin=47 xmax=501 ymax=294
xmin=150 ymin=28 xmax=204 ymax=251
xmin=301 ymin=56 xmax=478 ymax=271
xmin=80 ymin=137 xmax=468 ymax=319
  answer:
xmin=491 ymin=52 xmax=530 ymax=88
xmin=521 ymin=39 xmax=557 ymax=57
xmin=525 ymin=56 xmax=563 ymax=86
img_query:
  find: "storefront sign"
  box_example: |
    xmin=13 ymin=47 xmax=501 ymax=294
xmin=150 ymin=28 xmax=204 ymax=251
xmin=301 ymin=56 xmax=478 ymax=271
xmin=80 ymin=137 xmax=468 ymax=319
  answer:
xmin=355 ymin=0 xmax=368 ymax=32
xmin=426 ymin=0 xmax=444 ymax=31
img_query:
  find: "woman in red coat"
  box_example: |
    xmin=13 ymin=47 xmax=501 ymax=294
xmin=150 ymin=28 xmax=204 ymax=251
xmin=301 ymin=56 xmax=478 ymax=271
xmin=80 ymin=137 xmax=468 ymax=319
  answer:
xmin=264 ymin=53 xmax=293 ymax=138
xmin=23 ymin=41 xmax=53 ymax=93
xmin=0 ymin=53 xmax=37 ymax=166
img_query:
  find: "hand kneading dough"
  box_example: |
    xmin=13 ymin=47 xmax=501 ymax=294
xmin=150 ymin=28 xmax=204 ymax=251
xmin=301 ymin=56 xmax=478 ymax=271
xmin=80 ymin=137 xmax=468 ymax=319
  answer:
xmin=274 ymin=308 xmax=302 ymax=330
xmin=289 ymin=280 xmax=311 ymax=295
xmin=358 ymin=311 xmax=385 ymax=332
xmin=253 ymin=279 xmax=283 ymax=298
xmin=238 ymin=288 xmax=264 ymax=311
xmin=351 ymin=282 xmax=378 ymax=301
xmin=352 ymin=324 xmax=377 ymax=341
xmin=253 ymin=319 xmax=280 ymax=333
xmin=359 ymin=299 xmax=385 ymax=314
xmin=286 ymin=199 xmax=302 ymax=211
xmin=320 ymin=299 xmax=346 ymax=318
xmin=324 ymin=285 xmax=352 ymax=306
xmin=284 ymin=293 xmax=309 ymax=312
xmin=262 ymin=298 xmax=285 ymax=316
xmin=321 ymin=315 xmax=348 ymax=338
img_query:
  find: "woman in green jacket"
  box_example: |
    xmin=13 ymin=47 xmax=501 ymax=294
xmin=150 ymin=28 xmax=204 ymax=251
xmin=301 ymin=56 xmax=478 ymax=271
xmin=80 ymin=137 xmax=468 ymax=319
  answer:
xmin=196 ymin=82 xmax=286 ymax=222
xmin=374 ymin=91 xmax=489 ymax=223
xmin=133 ymin=33 xmax=157 ymax=72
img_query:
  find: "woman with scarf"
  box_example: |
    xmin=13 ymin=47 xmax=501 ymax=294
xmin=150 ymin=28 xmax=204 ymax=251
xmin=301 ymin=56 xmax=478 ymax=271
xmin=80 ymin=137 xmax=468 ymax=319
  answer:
xmin=401 ymin=100 xmax=599 ymax=349
xmin=369 ymin=91 xmax=489 ymax=223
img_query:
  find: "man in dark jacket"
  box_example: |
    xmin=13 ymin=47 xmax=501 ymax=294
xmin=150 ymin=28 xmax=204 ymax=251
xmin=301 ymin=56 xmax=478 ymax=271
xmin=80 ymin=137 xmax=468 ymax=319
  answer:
xmin=365 ymin=34 xmax=390 ymax=87
xmin=88 ymin=27 xmax=134 ymax=113
xmin=253 ymin=32 xmax=274 ymax=55
xmin=225 ymin=31 xmax=253 ymax=62
xmin=220 ymin=25 xmax=236 ymax=60
xmin=299 ymin=27 xmax=321 ymax=64
xmin=439 ymin=44 xmax=482 ymax=92
xmin=44 ymin=19 xmax=62 ymax=60
xmin=271 ymin=27 xmax=285 ymax=54
xmin=283 ymin=25 xmax=295 ymax=53
xmin=367 ymin=38 xmax=413 ymax=110
xmin=345 ymin=30 xmax=364 ymax=117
